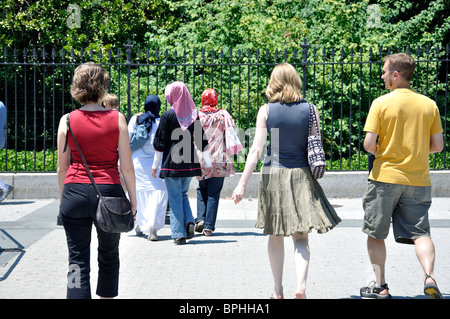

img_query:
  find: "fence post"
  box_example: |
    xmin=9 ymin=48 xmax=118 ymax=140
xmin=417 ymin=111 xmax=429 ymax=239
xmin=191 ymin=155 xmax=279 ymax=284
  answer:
xmin=300 ymin=38 xmax=310 ymax=97
xmin=124 ymin=39 xmax=134 ymax=121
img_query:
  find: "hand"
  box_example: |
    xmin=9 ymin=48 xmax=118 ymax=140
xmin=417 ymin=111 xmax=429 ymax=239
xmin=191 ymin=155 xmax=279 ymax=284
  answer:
xmin=151 ymin=168 xmax=157 ymax=178
xmin=231 ymin=184 xmax=245 ymax=204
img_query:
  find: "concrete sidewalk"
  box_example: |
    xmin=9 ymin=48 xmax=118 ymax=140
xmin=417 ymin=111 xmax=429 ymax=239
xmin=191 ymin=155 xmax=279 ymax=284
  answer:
xmin=0 ymin=197 xmax=449 ymax=299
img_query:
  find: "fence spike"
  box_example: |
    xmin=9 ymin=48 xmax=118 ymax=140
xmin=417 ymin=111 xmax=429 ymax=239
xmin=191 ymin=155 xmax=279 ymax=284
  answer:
xmin=124 ymin=40 xmax=133 ymax=64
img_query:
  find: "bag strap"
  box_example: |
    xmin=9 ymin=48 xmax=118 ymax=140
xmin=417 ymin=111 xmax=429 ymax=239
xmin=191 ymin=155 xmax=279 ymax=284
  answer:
xmin=223 ymin=110 xmax=235 ymax=130
xmin=308 ymin=103 xmax=320 ymax=137
xmin=66 ymin=113 xmax=103 ymax=198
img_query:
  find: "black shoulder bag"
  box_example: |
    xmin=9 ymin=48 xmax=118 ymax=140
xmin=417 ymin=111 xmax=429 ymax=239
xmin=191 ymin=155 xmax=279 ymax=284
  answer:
xmin=65 ymin=114 xmax=134 ymax=233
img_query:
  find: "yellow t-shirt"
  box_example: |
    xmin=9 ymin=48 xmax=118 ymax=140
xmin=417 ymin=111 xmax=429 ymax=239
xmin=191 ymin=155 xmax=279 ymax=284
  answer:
xmin=364 ymin=88 xmax=443 ymax=186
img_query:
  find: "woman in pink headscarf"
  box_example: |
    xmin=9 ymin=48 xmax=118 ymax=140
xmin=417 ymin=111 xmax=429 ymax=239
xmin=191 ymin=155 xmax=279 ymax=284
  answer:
xmin=152 ymin=81 xmax=211 ymax=245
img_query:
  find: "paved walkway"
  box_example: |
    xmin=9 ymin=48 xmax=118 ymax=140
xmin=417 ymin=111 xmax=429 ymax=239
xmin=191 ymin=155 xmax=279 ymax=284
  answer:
xmin=0 ymin=197 xmax=449 ymax=299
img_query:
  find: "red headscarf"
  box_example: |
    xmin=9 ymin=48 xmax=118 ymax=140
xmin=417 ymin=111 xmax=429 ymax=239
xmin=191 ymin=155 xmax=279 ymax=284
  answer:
xmin=165 ymin=81 xmax=198 ymax=131
xmin=200 ymin=88 xmax=219 ymax=113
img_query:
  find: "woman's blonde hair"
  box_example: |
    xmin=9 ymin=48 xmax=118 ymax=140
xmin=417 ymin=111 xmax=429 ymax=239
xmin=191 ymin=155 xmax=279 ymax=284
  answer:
xmin=265 ymin=62 xmax=303 ymax=103
xmin=70 ymin=62 xmax=110 ymax=104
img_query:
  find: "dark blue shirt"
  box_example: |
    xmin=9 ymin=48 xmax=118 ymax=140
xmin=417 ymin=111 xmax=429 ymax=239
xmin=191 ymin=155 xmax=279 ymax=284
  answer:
xmin=264 ymin=100 xmax=310 ymax=168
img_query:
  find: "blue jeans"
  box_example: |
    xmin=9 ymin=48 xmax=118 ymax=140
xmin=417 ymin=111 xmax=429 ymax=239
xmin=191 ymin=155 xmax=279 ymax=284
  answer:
xmin=196 ymin=177 xmax=225 ymax=231
xmin=164 ymin=177 xmax=194 ymax=239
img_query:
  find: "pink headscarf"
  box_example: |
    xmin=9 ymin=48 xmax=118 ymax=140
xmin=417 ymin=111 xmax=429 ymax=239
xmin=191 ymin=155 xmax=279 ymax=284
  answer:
xmin=165 ymin=81 xmax=198 ymax=131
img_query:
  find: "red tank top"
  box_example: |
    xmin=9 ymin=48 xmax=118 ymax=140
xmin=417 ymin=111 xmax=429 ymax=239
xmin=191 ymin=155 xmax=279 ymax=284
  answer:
xmin=64 ymin=109 xmax=121 ymax=185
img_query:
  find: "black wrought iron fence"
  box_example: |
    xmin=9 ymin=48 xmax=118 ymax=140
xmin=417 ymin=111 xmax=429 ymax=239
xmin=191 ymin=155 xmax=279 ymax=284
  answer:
xmin=1 ymin=40 xmax=449 ymax=172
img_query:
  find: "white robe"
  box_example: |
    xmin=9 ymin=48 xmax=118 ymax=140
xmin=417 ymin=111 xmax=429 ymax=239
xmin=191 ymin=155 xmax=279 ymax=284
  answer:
xmin=128 ymin=116 xmax=168 ymax=232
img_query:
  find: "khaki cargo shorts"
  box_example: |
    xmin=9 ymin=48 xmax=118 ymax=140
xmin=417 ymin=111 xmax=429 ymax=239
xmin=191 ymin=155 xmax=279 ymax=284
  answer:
xmin=362 ymin=179 xmax=431 ymax=245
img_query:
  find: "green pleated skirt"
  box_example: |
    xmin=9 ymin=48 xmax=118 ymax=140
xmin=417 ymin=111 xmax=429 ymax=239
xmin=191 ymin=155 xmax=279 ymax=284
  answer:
xmin=256 ymin=166 xmax=341 ymax=236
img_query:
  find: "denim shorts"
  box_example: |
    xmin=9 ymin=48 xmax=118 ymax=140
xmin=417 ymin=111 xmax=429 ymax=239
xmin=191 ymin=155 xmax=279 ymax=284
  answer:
xmin=362 ymin=180 xmax=431 ymax=245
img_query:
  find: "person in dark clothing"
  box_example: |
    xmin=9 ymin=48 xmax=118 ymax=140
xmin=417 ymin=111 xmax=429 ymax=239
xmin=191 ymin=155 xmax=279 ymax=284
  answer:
xmin=57 ymin=62 xmax=137 ymax=298
xmin=152 ymin=81 xmax=211 ymax=245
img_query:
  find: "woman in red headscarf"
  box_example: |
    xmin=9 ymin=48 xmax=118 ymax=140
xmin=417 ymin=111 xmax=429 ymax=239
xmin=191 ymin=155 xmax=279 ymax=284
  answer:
xmin=195 ymin=88 xmax=242 ymax=236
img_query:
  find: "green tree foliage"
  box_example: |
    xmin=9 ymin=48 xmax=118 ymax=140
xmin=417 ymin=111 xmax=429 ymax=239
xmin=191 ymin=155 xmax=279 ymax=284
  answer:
xmin=0 ymin=0 xmax=448 ymax=52
xmin=0 ymin=0 xmax=176 ymax=51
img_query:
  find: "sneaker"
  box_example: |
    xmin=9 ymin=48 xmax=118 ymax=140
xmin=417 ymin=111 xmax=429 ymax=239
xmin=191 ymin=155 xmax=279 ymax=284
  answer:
xmin=148 ymin=229 xmax=158 ymax=241
xmin=0 ymin=185 xmax=13 ymax=202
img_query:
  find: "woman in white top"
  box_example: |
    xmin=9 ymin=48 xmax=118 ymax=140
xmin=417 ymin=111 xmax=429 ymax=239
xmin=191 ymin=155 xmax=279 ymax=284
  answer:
xmin=128 ymin=95 xmax=168 ymax=241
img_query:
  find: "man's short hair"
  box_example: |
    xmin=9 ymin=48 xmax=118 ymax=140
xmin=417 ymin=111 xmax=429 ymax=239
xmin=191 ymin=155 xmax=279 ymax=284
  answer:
xmin=383 ymin=53 xmax=415 ymax=81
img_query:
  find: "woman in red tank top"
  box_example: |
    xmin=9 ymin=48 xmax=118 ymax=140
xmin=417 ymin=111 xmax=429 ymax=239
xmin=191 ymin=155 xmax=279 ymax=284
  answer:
xmin=57 ymin=62 xmax=136 ymax=299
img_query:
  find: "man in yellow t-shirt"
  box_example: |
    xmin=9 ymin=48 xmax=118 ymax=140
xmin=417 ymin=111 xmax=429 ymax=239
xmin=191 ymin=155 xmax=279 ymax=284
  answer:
xmin=360 ymin=53 xmax=444 ymax=299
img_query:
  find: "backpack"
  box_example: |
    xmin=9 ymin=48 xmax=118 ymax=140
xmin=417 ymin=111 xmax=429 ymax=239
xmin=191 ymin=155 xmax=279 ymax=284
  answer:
xmin=129 ymin=114 xmax=150 ymax=151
